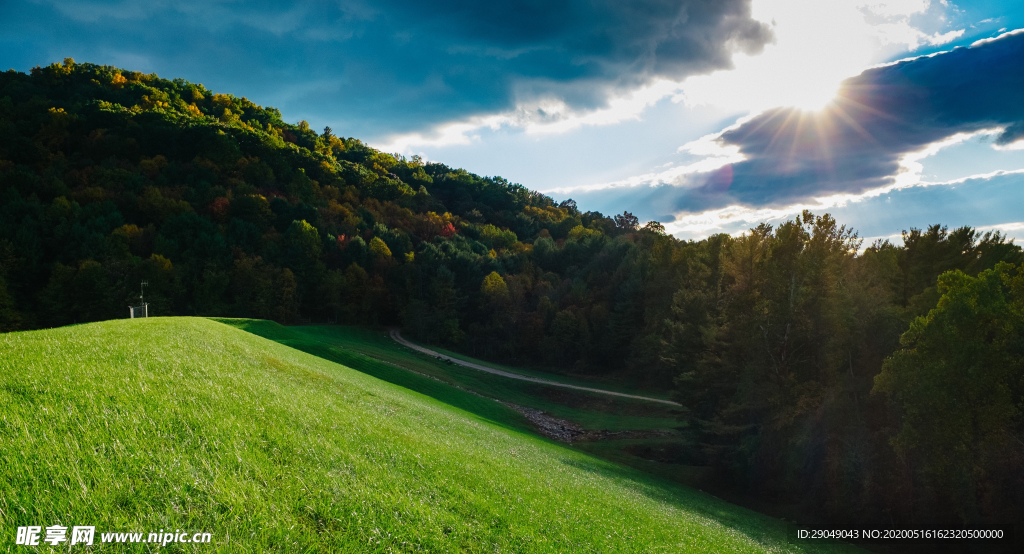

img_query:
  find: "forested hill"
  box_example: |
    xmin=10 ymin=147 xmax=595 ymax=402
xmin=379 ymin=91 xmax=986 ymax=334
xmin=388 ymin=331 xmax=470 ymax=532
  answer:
xmin=3 ymin=59 xmax=1024 ymax=531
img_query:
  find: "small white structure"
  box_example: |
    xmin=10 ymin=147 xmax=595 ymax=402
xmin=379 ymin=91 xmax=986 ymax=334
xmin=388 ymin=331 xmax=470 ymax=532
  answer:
xmin=129 ymin=280 xmax=149 ymax=319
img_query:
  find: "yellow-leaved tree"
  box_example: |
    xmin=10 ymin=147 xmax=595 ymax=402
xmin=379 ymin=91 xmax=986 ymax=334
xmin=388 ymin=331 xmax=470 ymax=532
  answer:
xmin=480 ymin=271 xmax=508 ymax=304
xmin=369 ymin=237 xmax=392 ymax=260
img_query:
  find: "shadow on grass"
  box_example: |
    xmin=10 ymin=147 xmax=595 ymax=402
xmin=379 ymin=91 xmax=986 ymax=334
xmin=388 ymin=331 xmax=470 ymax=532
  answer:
xmin=557 ymin=455 xmax=814 ymax=552
xmin=212 ymin=318 xmax=534 ymax=436
xmin=214 ymin=319 xmax=860 ymax=552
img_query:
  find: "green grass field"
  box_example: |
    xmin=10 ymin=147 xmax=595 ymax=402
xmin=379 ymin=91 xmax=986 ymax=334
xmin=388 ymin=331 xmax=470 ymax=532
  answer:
xmin=220 ymin=321 xmax=700 ymax=497
xmin=0 ymin=317 xmax=859 ymax=552
xmin=219 ymin=321 xmax=680 ymax=433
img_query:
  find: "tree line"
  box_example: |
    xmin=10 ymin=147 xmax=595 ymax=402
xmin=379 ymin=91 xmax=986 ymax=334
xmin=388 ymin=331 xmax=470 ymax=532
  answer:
xmin=1 ymin=59 xmax=1022 ymax=531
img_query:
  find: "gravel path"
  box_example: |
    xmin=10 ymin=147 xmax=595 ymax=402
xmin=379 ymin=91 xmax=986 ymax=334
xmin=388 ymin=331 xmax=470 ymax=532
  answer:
xmin=389 ymin=329 xmax=681 ymax=407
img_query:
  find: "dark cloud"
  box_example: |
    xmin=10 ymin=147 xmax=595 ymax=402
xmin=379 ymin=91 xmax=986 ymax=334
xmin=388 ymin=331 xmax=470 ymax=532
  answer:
xmin=677 ymin=29 xmax=1024 ymax=212
xmin=557 ymin=171 xmax=1024 ymax=239
xmin=0 ymin=0 xmax=771 ymax=138
xmin=998 ymin=121 xmax=1024 ymax=145
xmin=408 ymin=0 xmax=774 ymax=78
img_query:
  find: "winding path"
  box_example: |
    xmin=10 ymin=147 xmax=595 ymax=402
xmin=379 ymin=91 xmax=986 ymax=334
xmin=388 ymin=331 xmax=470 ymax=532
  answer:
xmin=389 ymin=329 xmax=681 ymax=407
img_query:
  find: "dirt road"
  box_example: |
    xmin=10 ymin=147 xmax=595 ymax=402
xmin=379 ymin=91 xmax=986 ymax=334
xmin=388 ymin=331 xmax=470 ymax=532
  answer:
xmin=389 ymin=329 xmax=681 ymax=407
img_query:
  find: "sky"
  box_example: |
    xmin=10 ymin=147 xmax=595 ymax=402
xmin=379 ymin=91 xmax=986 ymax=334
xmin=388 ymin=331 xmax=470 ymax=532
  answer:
xmin=2 ymin=0 xmax=1023 ymax=243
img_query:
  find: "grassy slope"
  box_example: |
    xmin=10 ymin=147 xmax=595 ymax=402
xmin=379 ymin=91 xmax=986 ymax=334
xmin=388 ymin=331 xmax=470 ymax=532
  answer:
xmin=214 ymin=320 xmax=536 ymax=435
xmin=0 ymin=318 xmax=857 ymax=553
xmin=408 ymin=342 xmax=674 ymax=401
xmin=220 ymin=322 xmax=714 ymax=516
xmin=223 ymin=321 xmax=678 ymax=433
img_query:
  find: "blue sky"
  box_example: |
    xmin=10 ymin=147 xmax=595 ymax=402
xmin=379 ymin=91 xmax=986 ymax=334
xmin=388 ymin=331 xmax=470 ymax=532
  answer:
xmin=2 ymin=0 xmax=1023 ymax=242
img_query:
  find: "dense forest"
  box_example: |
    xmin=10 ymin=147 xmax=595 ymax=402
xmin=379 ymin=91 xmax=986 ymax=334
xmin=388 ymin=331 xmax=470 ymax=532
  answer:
xmin=2 ymin=59 xmax=1023 ymax=532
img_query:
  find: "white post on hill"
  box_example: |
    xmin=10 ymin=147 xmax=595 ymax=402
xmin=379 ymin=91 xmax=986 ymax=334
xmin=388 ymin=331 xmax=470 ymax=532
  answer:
xmin=130 ymin=281 xmax=149 ymax=319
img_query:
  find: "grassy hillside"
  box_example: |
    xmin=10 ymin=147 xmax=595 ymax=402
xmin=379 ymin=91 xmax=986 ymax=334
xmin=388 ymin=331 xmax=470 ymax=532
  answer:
xmin=0 ymin=317 xmax=857 ymax=552
xmin=4 ymin=60 xmax=1022 ymax=530
xmin=218 ymin=320 xmax=679 ymax=433
xmin=216 ymin=320 xmax=701 ymax=492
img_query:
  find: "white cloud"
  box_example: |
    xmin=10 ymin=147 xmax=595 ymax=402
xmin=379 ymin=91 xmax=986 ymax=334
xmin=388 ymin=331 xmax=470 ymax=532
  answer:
xmin=926 ymin=28 xmax=965 ymax=44
xmin=664 ymin=170 xmax=1024 ymax=239
xmin=993 ymin=140 xmax=1024 ymax=152
xmin=890 ymin=130 xmax=989 ymax=189
xmin=517 ymin=79 xmax=684 ymax=136
xmin=541 ymin=125 xmax=750 ymax=195
xmin=549 ymin=122 xmax=1024 ymax=233
xmin=863 ymin=0 xmax=930 ymax=18
xmin=660 ymin=131 xmax=1024 ymax=239
xmin=969 ymin=27 xmax=1024 ymax=47
xmin=379 ymin=0 xmax=961 ymax=155
xmin=973 ymin=221 xmax=1024 ymax=244
xmin=679 ymin=0 xmax=961 ymax=113
xmin=541 ymin=152 xmax=738 ymax=195
xmin=976 ymin=221 xmax=1024 ymax=232
xmin=377 ymin=114 xmax=509 ymax=153
xmin=375 ymin=78 xmax=687 ymax=152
